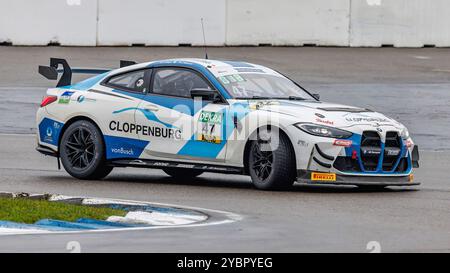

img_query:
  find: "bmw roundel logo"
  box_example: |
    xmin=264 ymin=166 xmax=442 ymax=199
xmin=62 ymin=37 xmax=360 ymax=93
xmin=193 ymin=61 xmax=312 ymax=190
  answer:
xmin=46 ymin=127 xmax=53 ymax=137
xmin=77 ymin=95 xmax=85 ymax=103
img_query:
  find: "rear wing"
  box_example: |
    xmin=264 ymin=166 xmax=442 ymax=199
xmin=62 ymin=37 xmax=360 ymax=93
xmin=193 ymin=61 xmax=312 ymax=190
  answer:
xmin=38 ymin=58 xmax=137 ymax=87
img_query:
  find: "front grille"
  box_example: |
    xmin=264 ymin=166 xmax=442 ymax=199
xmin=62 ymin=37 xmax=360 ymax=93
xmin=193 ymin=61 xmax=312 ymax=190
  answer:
xmin=333 ymin=130 xmax=406 ymax=173
xmin=383 ymin=131 xmax=402 ymax=171
xmin=360 ymin=131 xmax=381 ymax=171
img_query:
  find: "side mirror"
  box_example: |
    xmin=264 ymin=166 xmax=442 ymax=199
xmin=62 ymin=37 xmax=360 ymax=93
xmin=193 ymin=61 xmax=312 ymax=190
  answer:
xmin=190 ymin=89 xmax=222 ymax=103
xmin=312 ymin=93 xmax=320 ymax=100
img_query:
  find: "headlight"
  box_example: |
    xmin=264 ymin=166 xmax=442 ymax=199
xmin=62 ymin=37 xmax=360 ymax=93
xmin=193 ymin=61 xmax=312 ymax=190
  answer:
xmin=295 ymin=123 xmax=353 ymax=139
xmin=400 ymin=128 xmax=410 ymax=139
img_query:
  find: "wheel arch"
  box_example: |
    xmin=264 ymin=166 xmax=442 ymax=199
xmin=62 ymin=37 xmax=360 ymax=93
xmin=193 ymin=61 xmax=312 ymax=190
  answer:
xmin=57 ymin=115 xmax=105 ymax=152
xmin=242 ymin=125 xmax=297 ymax=176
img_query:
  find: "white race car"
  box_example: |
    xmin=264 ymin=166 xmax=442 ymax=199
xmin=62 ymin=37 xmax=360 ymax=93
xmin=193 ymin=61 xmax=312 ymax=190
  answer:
xmin=36 ymin=58 xmax=419 ymax=190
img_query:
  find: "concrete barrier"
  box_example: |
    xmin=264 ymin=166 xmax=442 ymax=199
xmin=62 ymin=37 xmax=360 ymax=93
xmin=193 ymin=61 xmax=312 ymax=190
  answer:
xmin=0 ymin=0 xmax=97 ymax=46
xmin=350 ymin=0 xmax=450 ymax=47
xmin=225 ymin=0 xmax=350 ymax=46
xmin=1 ymin=0 xmax=450 ymax=47
xmin=97 ymin=0 xmax=226 ymax=46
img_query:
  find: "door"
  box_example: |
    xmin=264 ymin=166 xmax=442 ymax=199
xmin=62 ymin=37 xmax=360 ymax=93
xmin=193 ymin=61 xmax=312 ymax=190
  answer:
xmin=98 ymin=69 xmax=151 ymax=159
xmin=136 ymin=67 xmax=229 ymax=163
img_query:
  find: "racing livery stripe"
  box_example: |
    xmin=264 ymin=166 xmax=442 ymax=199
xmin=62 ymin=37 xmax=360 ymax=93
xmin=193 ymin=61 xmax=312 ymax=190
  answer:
xmin=113 ymin=107 xmax=178 ymax=129
xmin=220 ymin=61 xmax=254 ymax=68
xmin=60 ymin=72 xmax=109 ymax=90
xmin=88 ymin=89 xmax=133 ymax=100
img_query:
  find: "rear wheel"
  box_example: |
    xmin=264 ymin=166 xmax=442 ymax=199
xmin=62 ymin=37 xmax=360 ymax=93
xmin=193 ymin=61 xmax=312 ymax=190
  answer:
xmin=248 ymin=129 xmax=295 ymax=190
xmin=163 ymin=168 xmax=203 ymax=180
xmin=59 ymin=120 xmax=113 ymax=180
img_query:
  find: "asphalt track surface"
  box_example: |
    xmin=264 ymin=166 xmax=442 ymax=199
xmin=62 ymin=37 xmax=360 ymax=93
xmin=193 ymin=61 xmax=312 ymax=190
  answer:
xmin=0 ymin=47 xmax=449 ymax=252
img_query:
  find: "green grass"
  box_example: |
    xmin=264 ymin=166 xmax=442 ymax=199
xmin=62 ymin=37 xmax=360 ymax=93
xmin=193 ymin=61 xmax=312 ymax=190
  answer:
xmin=0 ymin=197 xmax=127 ymax=224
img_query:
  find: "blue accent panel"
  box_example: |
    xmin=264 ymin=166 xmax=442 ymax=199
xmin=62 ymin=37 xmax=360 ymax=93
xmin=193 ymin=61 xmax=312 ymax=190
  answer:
xmin=76 ymin=218 xmax=140 ymax=227
xmin=60 ymin=72 xmax=109 ymax=90
xmin=103 ymin=135 xmax=149 ymax=159
xmin=113 ymin=107 xmax=178 ymax=129
xmin=221 ymin=61 xmax=254 ymax=68
xmin=38 ymin=118 xmax=64 ymax=146
xmin=177 ymin=101 xmax=250 ymax=158
xmin=148 ymin=61 xmax=232 ymax=99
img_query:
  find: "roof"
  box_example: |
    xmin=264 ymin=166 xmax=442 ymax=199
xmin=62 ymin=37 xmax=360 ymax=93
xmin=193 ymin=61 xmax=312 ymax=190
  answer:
xmin=146 ymin=58 xmax=280 ymax=78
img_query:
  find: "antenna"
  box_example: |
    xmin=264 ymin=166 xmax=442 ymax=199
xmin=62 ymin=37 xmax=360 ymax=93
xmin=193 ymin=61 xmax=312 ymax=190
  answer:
xmin=201 ymin=18 xmax=208 ymax=59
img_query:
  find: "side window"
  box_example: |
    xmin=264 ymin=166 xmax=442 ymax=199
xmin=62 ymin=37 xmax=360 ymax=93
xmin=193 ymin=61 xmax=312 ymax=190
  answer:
xmin=106 ymin=70 xmax=147 ymax=93
xmin=152 ymin=68 xmax=212 ymax=98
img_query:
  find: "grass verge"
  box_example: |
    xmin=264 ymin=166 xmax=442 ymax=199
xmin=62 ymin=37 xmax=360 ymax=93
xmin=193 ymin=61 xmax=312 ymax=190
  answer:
xmin=0 ymin=197 xmax=127 ymax=224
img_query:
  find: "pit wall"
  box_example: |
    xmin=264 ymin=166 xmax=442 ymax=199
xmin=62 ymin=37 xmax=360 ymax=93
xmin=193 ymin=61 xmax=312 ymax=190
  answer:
xmin=1 ymin=0 xmax=449 ymax=47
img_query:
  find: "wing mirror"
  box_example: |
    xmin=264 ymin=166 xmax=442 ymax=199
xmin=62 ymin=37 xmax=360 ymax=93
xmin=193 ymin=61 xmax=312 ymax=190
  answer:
xmin=312 ymin=93 xmax=320 ymax=100
xmin=190 ymin=89 xmax=222 ymax=103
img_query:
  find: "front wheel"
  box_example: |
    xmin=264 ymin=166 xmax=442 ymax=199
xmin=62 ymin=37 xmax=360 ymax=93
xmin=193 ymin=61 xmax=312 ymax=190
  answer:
xmin=248 ymin=130 xmax=295 ymax=190
xmin=59 ymin=120 xmax=113 ymax=180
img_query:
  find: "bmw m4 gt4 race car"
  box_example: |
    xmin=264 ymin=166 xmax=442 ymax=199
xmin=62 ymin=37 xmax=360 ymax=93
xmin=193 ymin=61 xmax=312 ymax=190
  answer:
xmin=36 ymin=58 xmax=420 ymax=190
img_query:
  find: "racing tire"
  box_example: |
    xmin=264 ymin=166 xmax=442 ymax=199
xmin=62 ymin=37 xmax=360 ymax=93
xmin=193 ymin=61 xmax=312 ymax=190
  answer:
xmin=59 ymin=120 xmax=113 ymax=180
xmin=163 ymin=168 xmax=204 ymax=180
xmin=248 ymin=130 xmax=296 ymax=190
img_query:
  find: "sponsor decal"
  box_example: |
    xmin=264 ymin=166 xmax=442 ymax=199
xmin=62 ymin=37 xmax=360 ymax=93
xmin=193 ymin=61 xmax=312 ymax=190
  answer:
xmin=249 ymin=100 xmax=280 ymax=110
xmin=385 ymin=149 xmax=400 ymax=156
xmin=197 ymin=111 xmax=223 ymax=144
xmin=362 ymin=149 xmax=381 ymax=155
xmin=315 ymin=113 xmax=325 ymax=118
xmin=111 ymin=147 xmax=134 ymax=156
xmin=297 ymin=140 xmax=309 ymax=147
xmin=345 ymin=117 xmax=390 ymax=123
xmin=219 ymin=76 xmax=230 ymax=84
xmin=333 ymin=139 xmax=352 ymax=147
xmin=199 ymin=111 xmax=223 ymax=124
xmin=77 ymin=95 xmax=96 ymax=103
xmin=315 ymin=118 xmax=334 ymax=125
xmin=311 ymin=172 xmax=336 ymax=182
xmin=44 ymin=121 xmax=61 ymax=143
xmin=109 ymin=121 xmax=182 ymax=140
xmin=58 ymin=91 xmax=74 ymax=104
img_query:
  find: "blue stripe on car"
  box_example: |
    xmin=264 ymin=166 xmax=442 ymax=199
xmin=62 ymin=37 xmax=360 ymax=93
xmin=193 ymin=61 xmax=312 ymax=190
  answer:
xmin=60 ymin=72 xmax=109 ymax=90
xmin=103 ymin=135 xmax=149 ymax=159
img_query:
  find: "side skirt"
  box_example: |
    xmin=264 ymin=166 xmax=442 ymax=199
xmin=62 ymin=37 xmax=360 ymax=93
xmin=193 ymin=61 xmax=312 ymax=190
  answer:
xmin=108 ymin=158 xmax=244 ymax=174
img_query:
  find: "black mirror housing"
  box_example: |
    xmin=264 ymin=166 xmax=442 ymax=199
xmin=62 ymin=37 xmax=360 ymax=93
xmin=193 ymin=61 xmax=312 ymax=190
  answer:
xmin=312 ymin=93 xmax=320 ymax=100
xmin=190 ymin=89 xmax=222 ymax=103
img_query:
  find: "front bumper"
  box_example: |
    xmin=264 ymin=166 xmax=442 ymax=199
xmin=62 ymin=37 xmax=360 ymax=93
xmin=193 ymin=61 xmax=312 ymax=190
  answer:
xmin=297 ymin=170 xmax=420 ymax=186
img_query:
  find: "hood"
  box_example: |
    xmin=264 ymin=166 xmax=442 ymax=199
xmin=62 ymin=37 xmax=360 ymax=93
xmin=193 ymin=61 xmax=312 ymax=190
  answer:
xmin=248 ymin=99 xmax=404 ymax=131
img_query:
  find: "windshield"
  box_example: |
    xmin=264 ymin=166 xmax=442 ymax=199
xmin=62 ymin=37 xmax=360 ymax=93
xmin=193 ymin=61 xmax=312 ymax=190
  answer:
xmin=217 ymin=73 xmax=315 ymax=100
